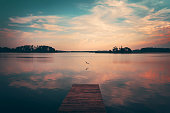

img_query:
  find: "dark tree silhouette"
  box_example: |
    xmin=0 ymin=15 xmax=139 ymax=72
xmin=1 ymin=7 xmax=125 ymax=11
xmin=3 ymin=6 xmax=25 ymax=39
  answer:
xmin=141 ymin=47 xmax=170 ymax=53
xmin=12 ymin=45 xmax=55 ymax=53
xmin=112 ymin=46 xmax=132 ymax=53
xmin=0 ymin=47 xmax=11 ymax=52
xmin=0 ymin=45 xmax=170 ymax=53
xmin=35 ymin=46 xmax=55 ymax=53
xmin=16 ymin=45 xmax=35 ymax=52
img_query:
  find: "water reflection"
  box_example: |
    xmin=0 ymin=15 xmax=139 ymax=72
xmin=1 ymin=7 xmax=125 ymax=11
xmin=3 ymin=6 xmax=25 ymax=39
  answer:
xmin=0 ymin=53 xmax=170 ymax=113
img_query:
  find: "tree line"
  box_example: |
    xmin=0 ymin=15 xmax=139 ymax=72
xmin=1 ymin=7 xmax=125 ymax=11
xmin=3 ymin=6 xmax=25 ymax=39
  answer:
xmin=0 ymin=45 xmax=56 ymax=53
xmin=0 ymin=45 xmax=170 ymax=53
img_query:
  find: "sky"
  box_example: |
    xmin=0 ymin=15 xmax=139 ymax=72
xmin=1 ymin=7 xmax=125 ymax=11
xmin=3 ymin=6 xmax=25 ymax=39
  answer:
xmin=0 ymin=0 xmax=170 ymax=50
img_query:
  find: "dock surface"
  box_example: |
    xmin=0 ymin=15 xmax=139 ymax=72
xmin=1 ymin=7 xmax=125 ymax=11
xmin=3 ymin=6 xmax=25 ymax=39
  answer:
xmin=58 ymin=84 xmax=106 ymax=113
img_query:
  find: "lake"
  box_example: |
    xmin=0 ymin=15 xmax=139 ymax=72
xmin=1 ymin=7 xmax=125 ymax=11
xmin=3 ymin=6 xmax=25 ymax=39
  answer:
xmin=0 ymin=53 xmax=170 ymax=113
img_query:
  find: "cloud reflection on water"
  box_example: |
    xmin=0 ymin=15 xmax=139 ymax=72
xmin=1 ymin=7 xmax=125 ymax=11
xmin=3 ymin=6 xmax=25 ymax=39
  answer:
xmin=0 ymin=53 xmax=170 ymax=107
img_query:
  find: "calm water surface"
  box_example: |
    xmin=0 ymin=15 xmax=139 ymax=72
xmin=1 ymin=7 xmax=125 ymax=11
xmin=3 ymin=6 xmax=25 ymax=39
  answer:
xmin=0 ymin=53 xmax=170 ymax=113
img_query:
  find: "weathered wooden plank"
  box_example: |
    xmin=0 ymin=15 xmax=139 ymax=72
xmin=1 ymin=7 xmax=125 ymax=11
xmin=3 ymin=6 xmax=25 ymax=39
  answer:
xmin=58 ymin=84 xmax=106 ymax=113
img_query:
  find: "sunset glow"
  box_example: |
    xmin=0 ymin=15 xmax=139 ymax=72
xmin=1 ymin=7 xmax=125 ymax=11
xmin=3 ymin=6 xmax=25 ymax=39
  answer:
xmin=0 ymin=0 xmax=170 ymax=50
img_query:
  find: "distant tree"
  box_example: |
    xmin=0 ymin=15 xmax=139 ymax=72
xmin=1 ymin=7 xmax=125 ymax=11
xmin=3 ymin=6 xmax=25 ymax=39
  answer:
xmin=141 ymin=47 xmax=170 ymax=53
xmin=113 ymin=46 xmax=118 ymax=52
xmin=16 ymin=45 xmax=35 ymax=52
xmin=109 ymin=50 xmax=112 ymax=53
xmin=35 ymin=46 xmax=55 ymax=53
xmin=123 ymin=47 xmax=132 ymax=53
xmin=133 ymin=49 xmax=141 ymax=53
xmin=0 ymin=47 xmax=11 ymax=52
xmin=112 ymin=46 xmax=132 ymax=53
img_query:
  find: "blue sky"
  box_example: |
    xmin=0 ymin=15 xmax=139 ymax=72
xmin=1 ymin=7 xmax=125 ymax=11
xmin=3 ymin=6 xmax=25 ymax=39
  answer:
xmin=0 ymin=0 xmax=170 ymax=50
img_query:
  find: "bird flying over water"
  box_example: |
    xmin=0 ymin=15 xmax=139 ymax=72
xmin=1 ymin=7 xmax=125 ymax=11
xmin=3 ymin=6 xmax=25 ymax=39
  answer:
xmin=85 ymin=61 xmax=89 ymax=64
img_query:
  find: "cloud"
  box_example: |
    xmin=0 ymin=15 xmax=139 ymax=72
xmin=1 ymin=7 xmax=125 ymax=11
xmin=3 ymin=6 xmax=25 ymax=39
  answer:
xmin=9 ymin=15 xmax=62 ymax=24
xmin=148 ymin=8 xmax=170 ymax=21
xmin=9 ymin=15 xmax=66 ymax=31
xmin=104 ymin=0 xmax=149 ymax=10
xmin=29 ymin=24 xmax=65 ymax=31
xmin=3 ymin=0 xmax=170 ymax=49
xmin=68 ymin=0 xmax=170 ymax=48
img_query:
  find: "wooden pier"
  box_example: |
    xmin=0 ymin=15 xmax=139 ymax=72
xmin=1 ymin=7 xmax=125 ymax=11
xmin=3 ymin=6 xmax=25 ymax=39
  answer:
xmin=58 ymin=84 xmax=106 ymax=113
